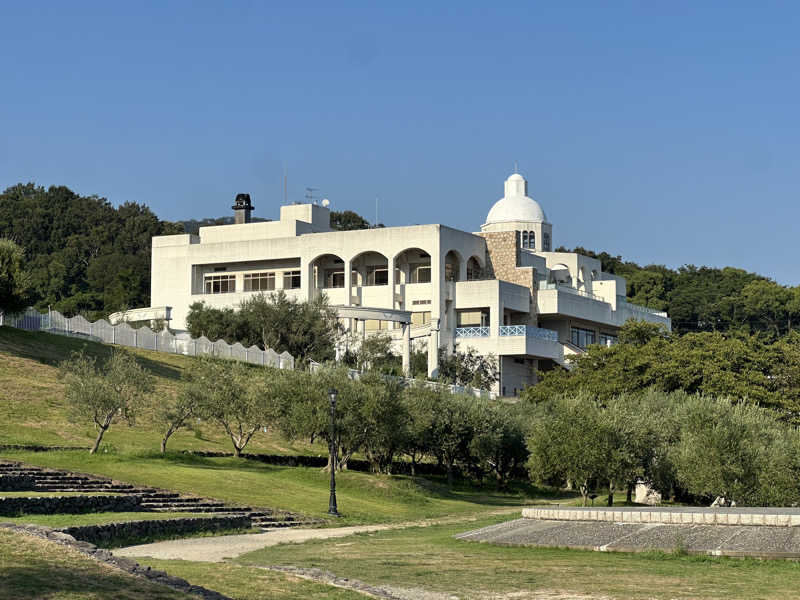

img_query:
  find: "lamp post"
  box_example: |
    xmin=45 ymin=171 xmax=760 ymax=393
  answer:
xmin=328 ymin=388 xmax=339 ymax=516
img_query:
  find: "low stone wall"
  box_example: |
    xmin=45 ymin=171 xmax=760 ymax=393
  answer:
xmin=0 ymin=444 xmax=88 ymax=452
xmin=0 ymin=494 xmax=141 ymax=516
xmin=0 ymin=475 xmax=35 ymax=491
xmin=60 ymin=515 xmax=252 ymax=546
xmin=0 ymin=523 xmax=232 ymax=599
xmin=185 ymin=450 xmax=465 ymax=477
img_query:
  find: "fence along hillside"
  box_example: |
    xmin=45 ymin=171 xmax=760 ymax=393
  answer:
xmin=4 ymin=307 xmax=295 ymax=369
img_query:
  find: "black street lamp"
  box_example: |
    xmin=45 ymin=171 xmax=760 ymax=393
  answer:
xmin=328 ymin=388 xmax=339 ymax=516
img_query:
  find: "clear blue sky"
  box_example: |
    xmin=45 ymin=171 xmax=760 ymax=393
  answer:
xmin=1 ymin=2 xmax=798 ymax=283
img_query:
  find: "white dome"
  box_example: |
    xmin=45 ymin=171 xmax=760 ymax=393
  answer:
xmin=484 ymin=173 xmax=547 ymax=225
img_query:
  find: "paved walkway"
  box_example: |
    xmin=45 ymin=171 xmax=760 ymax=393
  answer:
xmin=114 ymin=524 xmax=394 ymax=562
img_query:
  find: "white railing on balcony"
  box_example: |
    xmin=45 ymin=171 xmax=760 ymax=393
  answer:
xmin=540 ymin=282 xmax=602 ymax=302
xmin=617 ymin=297 xmax=668 ymax=317
xmin=455 ymin=326 xmax=490 ymax=338
xmin=499 ymin=325 xmax=559 ymax=342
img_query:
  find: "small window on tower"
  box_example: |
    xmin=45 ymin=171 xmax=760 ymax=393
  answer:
xmin=521 ymin=231 xmax=528 ymax=248
xmin=543 ymin=232 xmax=551 ymax=251
xmin=529 ymin=231 xmax=535 ymax=250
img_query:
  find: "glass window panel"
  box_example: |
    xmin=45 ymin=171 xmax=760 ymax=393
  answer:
xmin=283 ymin=271 xmax=301 ymax=289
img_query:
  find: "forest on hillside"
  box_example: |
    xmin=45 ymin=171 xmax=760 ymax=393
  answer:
xmin=1 ymin=182 xmax=797 ymax=338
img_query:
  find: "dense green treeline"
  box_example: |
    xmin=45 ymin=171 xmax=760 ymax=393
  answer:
xmin=0 ymin=183 xmax=372 ymax=320
xmin=525 ymin=321 xmax=800 ymax=417
xmin=0 ymin=183 xmax=183 ymax=319
xmin=557 ymin=245 xmax=800 ymax=337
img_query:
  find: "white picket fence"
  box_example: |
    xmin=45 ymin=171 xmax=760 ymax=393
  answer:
xmin=4 ymin=307 xmax=294 ymax=369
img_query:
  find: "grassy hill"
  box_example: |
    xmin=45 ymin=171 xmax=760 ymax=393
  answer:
xmin=0 ymin=326 xmax=550 ymax=525
xmin=0 ymin=326 xmax=320 ymax=455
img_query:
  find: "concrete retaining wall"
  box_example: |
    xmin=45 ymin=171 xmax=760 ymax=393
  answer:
xmin=522 ymin=506 xmax=800 ymax=527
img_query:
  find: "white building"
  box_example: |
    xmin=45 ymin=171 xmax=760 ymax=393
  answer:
xmin=144 ymin=173 xmax=670 ymax=396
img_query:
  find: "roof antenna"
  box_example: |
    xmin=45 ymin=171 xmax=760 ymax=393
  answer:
xmin=375 ymin=195 xmax=379 ymax=228
xmin=305 ymin=187 xmax=317 ymax=204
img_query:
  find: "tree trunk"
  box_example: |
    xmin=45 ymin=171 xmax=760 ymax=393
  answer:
xmin=160 ymin=437 xmax=167 ymax=454
xmin=410 ymin=454 xmax=417 ymax=477
xmin=232 ymin=444 xmax=242 ymax=457
xmin=626 ymin=482 xmax=634 ymax=504
xmin=607 ymin=479 xmax=615 ymax=506
xmin=90 ymin=426 xmax=107 ymax=454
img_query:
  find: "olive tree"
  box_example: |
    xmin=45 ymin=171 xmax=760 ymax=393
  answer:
xmin=527 ymin=393 xmax=611 ymax=505
xmin=193 ymin=358 xmax=279 ymax=457
xmin=61 ymin=350 xmax=153 ymax=454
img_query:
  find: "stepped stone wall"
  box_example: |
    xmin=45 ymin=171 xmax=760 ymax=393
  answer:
xmin=0 ymin=494 xmax=141 ymax=516
xmin=0 ymin=475 xmax=35 ymax=491
xmin=60 ymin=515 xmax=252 ymax=546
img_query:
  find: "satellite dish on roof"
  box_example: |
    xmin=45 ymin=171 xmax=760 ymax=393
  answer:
xmin=321 ymin=198 xmax=330 ymax=207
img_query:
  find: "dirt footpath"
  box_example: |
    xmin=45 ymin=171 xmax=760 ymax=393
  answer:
xmin=113 ymin=508 xmax=520 ymax=563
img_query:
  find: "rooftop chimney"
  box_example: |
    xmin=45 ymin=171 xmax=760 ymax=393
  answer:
xmin=232 ymin=193 xmax=254 ymax=224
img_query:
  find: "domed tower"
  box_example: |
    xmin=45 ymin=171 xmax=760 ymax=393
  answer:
xmin=481 ymin=173 xmax=552 ymax=251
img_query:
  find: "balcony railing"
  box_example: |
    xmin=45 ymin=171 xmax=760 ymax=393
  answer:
xmin=455 ymin=326 xmax=490 ymax=338
xmin=499 ymin=325 xmax=559 ymax=342
xmin=540 ymin=282 xmax=602 ymax=302
xmin=617 ymin=297 xmax=668 ymax=317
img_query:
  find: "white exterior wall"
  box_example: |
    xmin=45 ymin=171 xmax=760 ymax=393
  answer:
xmin=150 ymin=182 xmax=671 ymax=396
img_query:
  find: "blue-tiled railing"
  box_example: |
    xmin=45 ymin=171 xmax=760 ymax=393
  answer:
xmin=454 ymin=326 xmax=490 ymax=338
xmin=499 ymin=325 xmax=558 ymax=341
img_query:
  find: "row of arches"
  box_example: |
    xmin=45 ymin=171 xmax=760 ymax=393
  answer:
xmin=311 ymin=248 xmax=484 ymax=290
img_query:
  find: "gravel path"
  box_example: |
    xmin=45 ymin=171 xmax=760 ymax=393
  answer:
xmin=113 ymin=508 xmax=521 ymax=562
xmin=113 ymin=524 xmax=394 ymax=562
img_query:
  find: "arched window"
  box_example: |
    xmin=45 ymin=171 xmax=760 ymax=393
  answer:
xmin=466 ymin=256 xmax=482 ymax=280
xmin=529 ymin=231 xmax=535 ymax=250
xmin=521 ymin=231 xmax=528 ymax=248
xmin=543 ymin=232 xmax=551 ymax=251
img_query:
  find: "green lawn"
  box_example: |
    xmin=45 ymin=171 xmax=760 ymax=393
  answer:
xmin=226 ymin=515 xmax=800 ymax=600
xmin=0 ymin=528 xmax=191 ymax=600
xmin=0 ymin=450 xmax=545 ymax=525
xmin=134 ymin=560 xmax=364 ymax=600
xmin=0 ymin=326 xmax=325 ymax=456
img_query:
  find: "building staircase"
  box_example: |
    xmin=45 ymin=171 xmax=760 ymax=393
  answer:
xmin=0 ymin=461 xmax=308 ymax=530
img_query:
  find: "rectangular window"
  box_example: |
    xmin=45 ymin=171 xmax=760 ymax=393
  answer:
xmin=243 ymin=272 xmax=275 ymax=292
xmin=570 ymin=327 xmax=596 ymax=349
xmin=457 ymin=309 xmax=490 ymax=327
xmin=366 ymin=266 xmax=388 ymax=286
xmin=283 ymin=270 xmax=301 ymax=289
xmin=411 ymin=311 xmax=431 ymax=326
xmin=599 ymin=333 xmax=618 ymax=347
xmin=410 ymin=264 xmax=431 ymax=283
xmin=324 ymin=269 xmax=345 ymax=288
xmin=204 ymin=274 xmax=236 ymax=294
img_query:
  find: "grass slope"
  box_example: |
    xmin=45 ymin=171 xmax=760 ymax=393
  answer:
xmin=0 ymin=450 xmax=541 ymax=525
xmin=0 ymin=528 xmax=190 ymax=600
xmin=0 ymin=326 xmax=322 ymax=456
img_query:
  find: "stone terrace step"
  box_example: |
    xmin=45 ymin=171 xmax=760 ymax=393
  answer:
xmin=0 ymin=461 xmax=309 ymax=527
